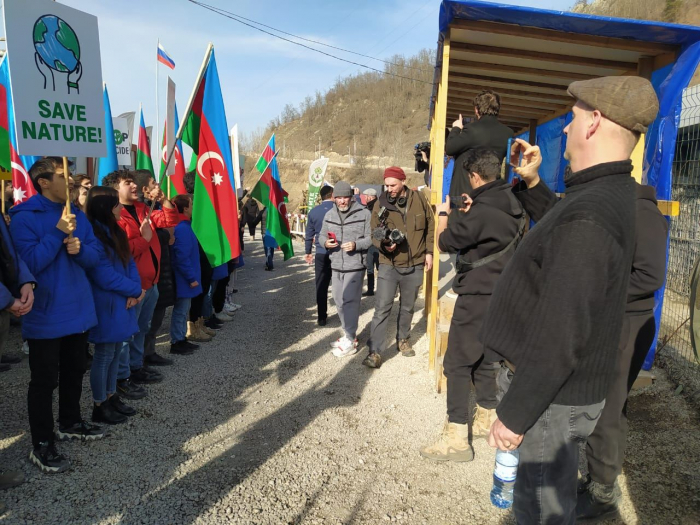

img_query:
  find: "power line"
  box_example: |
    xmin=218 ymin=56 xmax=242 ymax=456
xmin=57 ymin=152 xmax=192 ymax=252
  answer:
xmin=186 ymin=0 xmax=434 ymax=85
xmin=189 ymin=0 xmax=433 ymax=73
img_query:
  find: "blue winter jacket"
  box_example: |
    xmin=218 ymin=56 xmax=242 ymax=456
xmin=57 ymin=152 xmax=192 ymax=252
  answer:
xmin=9 ymin=194 xmax=99 ymax=339
xmin=0 ymin=218 xmax=35 ymax=311
xmin=171 ymin=218 xmax=203 ymax=299
xmin=86 ymin=224 xmax=143 ymax=344
xmin=211 ymin=263 xmax=228 ymax=281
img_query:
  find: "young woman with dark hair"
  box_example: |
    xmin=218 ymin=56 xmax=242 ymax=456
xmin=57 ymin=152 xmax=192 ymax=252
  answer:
xmin=85 ymin=186 xmax=144 ymax=424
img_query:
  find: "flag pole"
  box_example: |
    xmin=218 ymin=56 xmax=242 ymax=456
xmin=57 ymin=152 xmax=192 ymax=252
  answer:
xmin=155 ymin=38 xmax=160 ymax=184
xmin=148 ymin=42 xmax=213 ymax=217
xmin=242 ymin=149 xmax=280 ymax=203
xmin=1 ymin=179 xmax=5 ymax=216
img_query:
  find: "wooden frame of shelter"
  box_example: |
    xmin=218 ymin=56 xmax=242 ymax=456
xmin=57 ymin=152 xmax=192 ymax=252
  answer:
xmin=423 ymin=0 xmax=700 ymax=391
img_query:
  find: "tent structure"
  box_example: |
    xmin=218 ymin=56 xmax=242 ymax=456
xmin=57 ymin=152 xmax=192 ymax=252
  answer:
xmin=424 ymin=0 xmax=700 ymax=389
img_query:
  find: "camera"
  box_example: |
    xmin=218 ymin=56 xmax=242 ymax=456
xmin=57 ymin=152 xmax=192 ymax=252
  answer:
xmin=414 ymin=141 xmax=431 ymax=173
xmin=372 ymin=206 xmax=407 ymax=246
xmin=450 ymin=195 xmax=468 ymax=209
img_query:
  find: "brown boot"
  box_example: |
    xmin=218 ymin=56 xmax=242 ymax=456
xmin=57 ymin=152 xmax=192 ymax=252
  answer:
xmin=187 ymin=321 xmax=211 ymax=343
xmin=397 ymin=338 xmax=415 ymax=357
xmin=198 ymin=317 xmax=217 ymax=337
xmin=472 ymin=405 xmax=498 ymax=440
xmin=419 ymin=420 xmax=473 ymax=462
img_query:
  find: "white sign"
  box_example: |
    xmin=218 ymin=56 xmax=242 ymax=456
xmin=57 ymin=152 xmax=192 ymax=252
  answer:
xmin=2 ymin=0 xmax=105 ymax=157
xmin=112 ymin=117 xmax=131 ymax=166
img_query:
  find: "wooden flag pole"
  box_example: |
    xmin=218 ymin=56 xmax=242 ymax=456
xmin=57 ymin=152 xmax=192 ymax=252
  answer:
xmin=242 ymin=148 xmax=280 ymax=204
xmin=148 ymin=42 xmax=213 ymax=220
xmin=63 ymin=156 xmax=70 ymax=209
xmin=1 ymin=179 xmax=5 ymax=216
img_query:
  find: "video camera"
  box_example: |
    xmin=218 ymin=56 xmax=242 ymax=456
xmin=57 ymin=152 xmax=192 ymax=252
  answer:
xmin=414 ymin=141 xmax=431 ymax=173
xmin=372 ymin=206 xmax=407 ymax=246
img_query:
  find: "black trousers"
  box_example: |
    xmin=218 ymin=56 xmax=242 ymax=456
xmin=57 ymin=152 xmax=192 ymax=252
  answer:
xmin=246 ymin=215 xmax=262 ymax=237
xmin=27 ymin=333 xmax=89 ymax=447
xmin=444 ymin=294 xmax=498 ymax=424
xmin=586 ymin=311 xmax=656 ymax=486
xmin=190 ymin=259 xmax=213 ymax=322
xmin=145 ymin=306 xmax=167 ymax=357
xmin=315 ymin=252 xmax=332 ymax=321
xmin=213 ymin=272 xmax=231 ymax=313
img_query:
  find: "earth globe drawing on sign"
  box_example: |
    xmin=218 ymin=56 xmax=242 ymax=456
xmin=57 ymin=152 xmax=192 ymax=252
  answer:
xmin=33 ymin=15 xmax=82 ymax=94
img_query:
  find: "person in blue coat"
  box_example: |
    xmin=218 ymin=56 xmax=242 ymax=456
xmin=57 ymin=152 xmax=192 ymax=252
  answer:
xmin=0 ymin=214 xmax=36 ymax=373
xmin=9 ymin=157 xmax=103 ymax=474
xmin=170 ymin=194 xmax=203 ymax=354
xmin=85 ymin=187 xmax=144 ymax=426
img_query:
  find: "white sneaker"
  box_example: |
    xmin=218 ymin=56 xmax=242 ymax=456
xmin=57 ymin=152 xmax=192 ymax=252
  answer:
xmin=224 ymin=303 xmax=242 ymax=314
xmin=332 ymin=337 xmax=360 ymax=357
xmin=330 ymin=337 xmax=358 ymax=349
xmin=215 ymin=311 xmax=233 ymax=322
xmin=22 ymin=340 xmax=29 ymax=355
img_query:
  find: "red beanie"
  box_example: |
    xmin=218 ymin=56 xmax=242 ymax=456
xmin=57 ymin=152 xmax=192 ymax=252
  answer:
xmin=384 ymin=166 xmax=406 ymax=181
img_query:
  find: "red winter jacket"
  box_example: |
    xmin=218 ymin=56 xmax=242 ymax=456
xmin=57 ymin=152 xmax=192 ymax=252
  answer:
xmin=117 ymin=202 xmax=180 ymax=290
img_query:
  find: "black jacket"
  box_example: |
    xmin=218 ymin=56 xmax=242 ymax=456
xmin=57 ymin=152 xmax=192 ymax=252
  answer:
xmin=481 ymin=161 xmax=637 ymax=434
xmin=439 ymin=179 xmax=523 ymax=295
xmin=155 ymin=228 xmax=176 ymax=309
xmin=445 ymin=115 xmax=514 ymax=198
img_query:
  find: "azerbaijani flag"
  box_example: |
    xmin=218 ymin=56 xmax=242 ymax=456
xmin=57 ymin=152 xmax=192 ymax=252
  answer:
xmin=135 ymin=109 xmax=155 ymax=177
xmin=159 ymin=105 xmax=187 ymax=196
xmin=189 ymin=49 xmax=240 ymax=266
xmin=250 ymin=134 xmax=294 ymax=260
xmin=157 ymin=43 xmax=176 ymax=70
xmin=97 ymin=84 xmax=118 ymax=185
xmin=0 ymin=54 xmax=38 ymax=204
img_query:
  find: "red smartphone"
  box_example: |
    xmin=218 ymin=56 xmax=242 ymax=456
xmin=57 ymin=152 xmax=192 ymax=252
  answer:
xmin=328 ymin=232 xmax=338 ymax=243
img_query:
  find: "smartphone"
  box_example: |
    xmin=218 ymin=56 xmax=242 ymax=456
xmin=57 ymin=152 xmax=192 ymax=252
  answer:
xmin=450 ymin=196 xmax=467 ymax=209
xmin=327 ymin=232 xmax=338 ymax=243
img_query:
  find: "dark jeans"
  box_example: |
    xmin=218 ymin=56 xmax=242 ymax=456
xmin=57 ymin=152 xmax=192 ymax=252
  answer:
xmin=497 ymin=366 xmax=605 ymax=524
xmin=265 ymin=246 xmax=275 ymax=269
xmin=368 ymin=264 xmax=424 ymax=355
xmin=587 ymin=312 xmax=655 ymax=486
xmin=444 ymin=294 xmax=498 ymax=424
xmin=145 ymin=306 xmax=167 ymax=357
xmin=314 ymin=252 xmax=332 ymax=321
xmin=213 ymin=272 xmax=231 ymax=314
xmin=27 ymin=333 xmax=89 ymax=447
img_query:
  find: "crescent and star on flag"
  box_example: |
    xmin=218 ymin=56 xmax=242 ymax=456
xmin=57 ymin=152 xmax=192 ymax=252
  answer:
xmin=197 ymin=151 xmax=226 ymax=186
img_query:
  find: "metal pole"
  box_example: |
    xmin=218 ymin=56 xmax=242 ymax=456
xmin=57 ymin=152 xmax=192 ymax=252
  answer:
xmin=155 ymin=38 xmax=160 ymax=183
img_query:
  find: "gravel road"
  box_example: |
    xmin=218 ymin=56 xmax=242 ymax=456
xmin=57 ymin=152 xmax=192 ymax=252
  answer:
xmin=1 ymin=238 xmax=699 ymax=524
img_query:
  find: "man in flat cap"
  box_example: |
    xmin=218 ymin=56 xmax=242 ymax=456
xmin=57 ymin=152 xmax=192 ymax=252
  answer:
xmin=480 ymin=76 xmax=659 ymax=524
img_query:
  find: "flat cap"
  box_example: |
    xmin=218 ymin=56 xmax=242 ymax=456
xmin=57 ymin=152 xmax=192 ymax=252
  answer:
xmin=333 ymin=181 xmax=353 ymax=197
xmin=568 ymin=76 xmax=659 ymax=133
xmin=362 ymin=188 xmax=377 ymax=197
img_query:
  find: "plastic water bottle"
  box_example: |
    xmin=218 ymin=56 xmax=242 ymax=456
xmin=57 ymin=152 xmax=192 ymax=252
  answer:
xmin=490 ymin=449 xmax=519 ymax=509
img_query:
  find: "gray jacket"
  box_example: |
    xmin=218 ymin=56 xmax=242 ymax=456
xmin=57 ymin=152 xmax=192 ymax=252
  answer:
xmin=319 ymin=201 xmax=372 ymax=272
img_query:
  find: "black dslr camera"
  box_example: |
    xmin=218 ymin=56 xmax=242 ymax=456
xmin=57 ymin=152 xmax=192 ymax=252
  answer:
xmin=372 ymin=206 xmax=407 ymax=246
xmin=414 ymin=141 xmax=431 ymax=173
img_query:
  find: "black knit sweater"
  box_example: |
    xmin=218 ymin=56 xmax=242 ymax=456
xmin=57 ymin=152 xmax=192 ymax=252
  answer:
xmin=480 ymin=161 xmax=637 ymax=434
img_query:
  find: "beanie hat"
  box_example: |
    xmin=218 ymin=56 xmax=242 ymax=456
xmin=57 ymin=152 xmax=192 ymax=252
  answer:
xmin=384 ymin=166 xmax=406 ymax=181
xmin=333 ymin=181 xmax=353 ymax=197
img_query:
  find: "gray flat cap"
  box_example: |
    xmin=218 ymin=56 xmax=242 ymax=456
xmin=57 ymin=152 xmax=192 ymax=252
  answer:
xmin=362 ymin=188 xmax=377 ymax=197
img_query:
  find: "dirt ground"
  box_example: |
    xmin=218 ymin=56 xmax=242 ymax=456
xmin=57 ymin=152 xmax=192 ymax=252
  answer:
xmin=0 ymin=238 xmax=698 ymax=524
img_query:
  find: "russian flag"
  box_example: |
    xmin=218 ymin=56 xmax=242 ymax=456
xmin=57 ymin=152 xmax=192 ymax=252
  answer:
xmin=157 ymin=43 xmax=175 ymax=70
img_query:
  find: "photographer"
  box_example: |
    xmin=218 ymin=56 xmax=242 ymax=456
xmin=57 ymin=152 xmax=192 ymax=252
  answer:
xmin=446 ymin=90 xmax=513 ymax=198
xmin=420 ymin=148 xmax=525 ymax=463
xmin=362 ymin=167 xmax=434 ymax=369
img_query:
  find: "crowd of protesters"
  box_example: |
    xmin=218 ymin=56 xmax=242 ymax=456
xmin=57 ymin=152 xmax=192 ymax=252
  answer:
xmin=0 ymin=161 xmax=245 ymax=481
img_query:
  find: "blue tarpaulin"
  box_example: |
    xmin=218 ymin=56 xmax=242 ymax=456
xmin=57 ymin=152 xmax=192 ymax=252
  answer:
xmin=434 ymin=0 xmax=700 ymax=369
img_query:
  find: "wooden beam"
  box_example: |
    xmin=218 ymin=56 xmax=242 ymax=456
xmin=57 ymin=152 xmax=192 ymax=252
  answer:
xmin=449 ymin=71 xmax=571 ymax=93
xmin=448 ymin=100 xmax=547 ymax=116
xmin=449 ymin=83 xmax=573 ymax=103
xmin=536 ymin=104 xmax=575 ymax=126
xmin=450 ymin=58 xmax=596 ymax=82
xmin=657 ymin=200 xmax=680 ymax=217
xmin=448 ymin=106 xmax=544 ymax=120
xmin=449 ymin=91 xmax=567 ymax=111
xmin=637 ymin=56 xmax=655 ymax=80
xmin=450 ymin=41 xmax=637 ymax=70
xmin=450 ymin=19 xmax=678 ymax=55
xmin=529 ymin=120 xmax=538 ymax=144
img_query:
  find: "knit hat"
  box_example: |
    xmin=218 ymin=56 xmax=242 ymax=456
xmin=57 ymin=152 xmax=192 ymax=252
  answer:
xmin=384 ymin=166 xmax=406 ymax=181
xmin=362 ymin=188 xmax=377 ymax=197
xmin=333 ymin=181 xmax=353 ymax=197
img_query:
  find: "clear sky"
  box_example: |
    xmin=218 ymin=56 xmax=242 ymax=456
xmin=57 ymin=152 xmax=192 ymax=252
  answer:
xmin=2 ymin=0 xmax=576 ymax=154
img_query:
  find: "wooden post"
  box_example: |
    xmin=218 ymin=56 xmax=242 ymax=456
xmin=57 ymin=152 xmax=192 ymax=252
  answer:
xmin=1 ymin=181 xmax=5 ymax=215
xmin=63 ymin=157 xmax=70 ymax=209
xmin=427 ymin=33 xmax=450 ymax=374
xmin=528 ymin=119 xmax=538 ymax=145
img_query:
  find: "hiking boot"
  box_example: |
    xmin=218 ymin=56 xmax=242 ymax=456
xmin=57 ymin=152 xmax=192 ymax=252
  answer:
xmin=170 ymin=341 xmax=195 ymax=355
xmin=198 ymin=318 xmax=217 ymax=337
xmin=0 ymin=354 xmax=21 ymax=364
xmin=56 ymin=420 xmax=105 ymax=442
xmin=398 ymin=339 xmax=415 ymax=357
xmin=130 ymin=367 xmax=163 ymax=384
xmin=109 ymin=395 xmax=136 ymax=416
xmin=362 ymin=352 xmax=383 ymax=369
xmin=187 ymin=321 xmax=212 ymax=343
xmin=92 ymin=402 xmax=127 ymax=425
xmin=419 ymin=421 xmax=474 ymax=462
xmin=29 ymin=442 xmax=70 ymax=474
xmin=144 ymin=353 xmax=173 ymax=366
xmin=0 ymin=470 xmax=24 ymax=489
xmin=117 ymin=378 xmax=147 ymax=400
xmin=332 ymin=337 xmax=360 ymax=357
xmin=576 ymin=476 xmax=621 ymax=522
xmin=472 ymin=405 xmax=498 ymax=440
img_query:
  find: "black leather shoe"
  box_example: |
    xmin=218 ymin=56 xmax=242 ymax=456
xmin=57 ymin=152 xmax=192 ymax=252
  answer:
xmin=144 ymin=353 xmax=173 ymax=366
xmin=109 ymin=395 xmax=136 ymax=416
xmin=130 ymin=367 xmax=163 ymax=384
xmin=117 ymin=379 xmax=147 ymax=399
xmin=576 ymin=478 xmax=621 ymax=522
xmin=317 ymin=318 xmax=327 ymax=327
xmin=1 ymin=354 xmax=22 ymax=364
xmin=92 ymin=402 xmax=127 ymax=425
xmin=170 ymin=341 xmax=195 ymax=355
